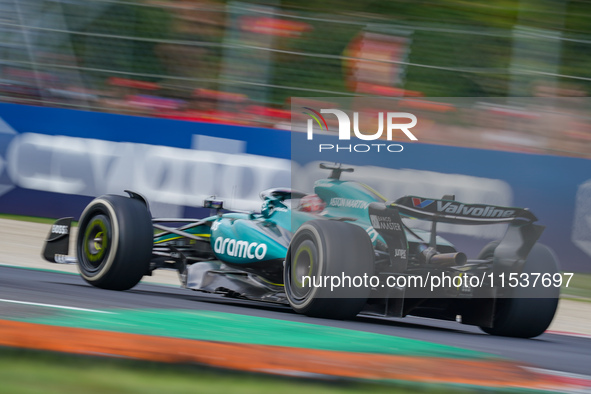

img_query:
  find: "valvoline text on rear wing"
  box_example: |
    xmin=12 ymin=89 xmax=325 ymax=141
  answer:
xmin=390 ymin=196 xmax=537 ymax=224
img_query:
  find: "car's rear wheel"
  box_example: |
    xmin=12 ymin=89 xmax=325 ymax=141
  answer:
xmin=478 ymin=241 xmax=560 ymax=338
xmin=284 ymin=220 xmax=374 ymax=320
xmin=77 ymin=195 xmax=153 ymax=290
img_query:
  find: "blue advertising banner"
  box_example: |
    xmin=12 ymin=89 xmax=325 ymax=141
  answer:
xmin=0 ymin=103 xmax=590 ymax=272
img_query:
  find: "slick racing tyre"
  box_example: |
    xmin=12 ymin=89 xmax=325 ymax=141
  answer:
xmin=76 ymin=195 xmax=152 ymax=290
xmin=478 ymin=241 xmax=560 ymax=338
xmin=284 ymin=220 xmax=374 ymax=320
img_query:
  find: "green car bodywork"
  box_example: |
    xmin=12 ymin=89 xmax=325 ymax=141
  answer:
xmin=154 ymin=176 xmax=454 ymax=269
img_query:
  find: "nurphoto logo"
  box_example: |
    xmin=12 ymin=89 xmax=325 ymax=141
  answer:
xmin=303 ymin=107 xmax=418 ymax=153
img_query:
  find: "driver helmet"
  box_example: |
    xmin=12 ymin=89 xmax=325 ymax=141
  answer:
xmin=299 ymin=194 xmax=326 ymax=212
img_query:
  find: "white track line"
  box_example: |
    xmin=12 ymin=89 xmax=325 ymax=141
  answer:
xmin=0 ymin=298 xmax=114 ymax=314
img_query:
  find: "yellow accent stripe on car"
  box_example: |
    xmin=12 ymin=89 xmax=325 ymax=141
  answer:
xmin=257 ymin=276 xmax=284 ymax=287
xmin=154 ymin=234 xmax=211 ymax=244
xmin=361 ymin=184 xmax=387 ymax=201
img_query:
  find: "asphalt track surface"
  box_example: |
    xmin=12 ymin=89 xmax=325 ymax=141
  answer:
xmin=1 ymin=265 xmax=590 ymax=377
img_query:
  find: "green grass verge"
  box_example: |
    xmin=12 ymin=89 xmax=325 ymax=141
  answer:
xmin=0 ymin=213 xmax=64 ymax=225
xmin=561 ymin=272 xmax=591 ymax=300
xmin=0 ymin=347 xmax=465 ymax=394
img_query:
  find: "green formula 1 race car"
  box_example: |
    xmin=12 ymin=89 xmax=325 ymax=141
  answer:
xmin=42 ymin=163 xmax=560 ymax=338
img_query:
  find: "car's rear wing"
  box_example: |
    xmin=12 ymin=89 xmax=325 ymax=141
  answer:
xmin=390 ymin=196 xmax=537 ymax=225
xmin=372 ymin=196 xmax=544 ymax=276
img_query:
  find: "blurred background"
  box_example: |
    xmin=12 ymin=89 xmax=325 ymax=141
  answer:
xmin=1 ymin=0 xmax=591 ymax=157
xmin=1 ymin=4 xmax=591 ymax=392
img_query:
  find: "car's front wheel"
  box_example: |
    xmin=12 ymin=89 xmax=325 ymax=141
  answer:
xmin=77 ymin=195 xmax=153 ymax=290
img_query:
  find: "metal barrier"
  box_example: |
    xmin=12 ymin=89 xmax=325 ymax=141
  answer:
xmin=1 ymin=0 xmax=591 ymax=158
